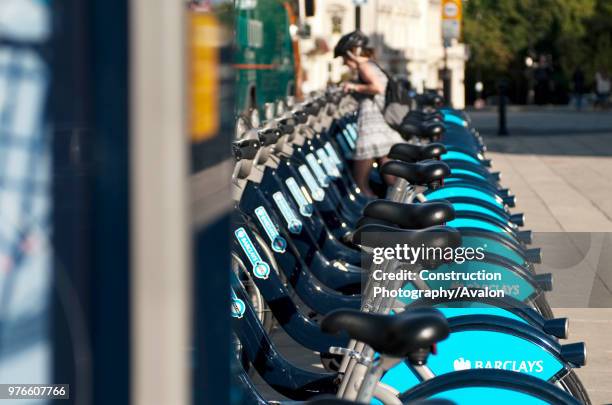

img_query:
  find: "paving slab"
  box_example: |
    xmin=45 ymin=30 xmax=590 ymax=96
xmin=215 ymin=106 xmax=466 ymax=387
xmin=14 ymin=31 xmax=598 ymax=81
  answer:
xmin=479 ymin=109 xmax=612 ymax=404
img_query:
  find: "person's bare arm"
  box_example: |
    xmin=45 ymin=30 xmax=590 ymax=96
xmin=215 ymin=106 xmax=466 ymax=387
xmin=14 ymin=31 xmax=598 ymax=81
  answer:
xmin=342 ymin=51 xmax=385 ymax=95
xmin=344 ymin=62 xmax=385 ymax=95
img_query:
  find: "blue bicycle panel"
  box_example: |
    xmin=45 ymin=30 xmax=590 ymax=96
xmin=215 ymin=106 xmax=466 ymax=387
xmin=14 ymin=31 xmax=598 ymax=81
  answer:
xmin=451 ymin=203 xmax=506 ymax=223
xmin=432 ymin=387 xmax=548 ymax=405
xmin=447 ymin=218 xmax=507 ymax=234
xmin=447 ymin=168 xmax=486 ymax=180
xmin=398 ymin=261 xmax=537 ymax=303
xmin=427 ymin=187 xmax=504 ymax=208
xmin=442 ymin=113 xmax=468 ymax=127
xmin=379 ymin=329 xmax=565 ymax=394
xmin=442 ymin=151 xmax=481 ymax=165
xmin=429 ymin=330 xmax=565 ymax=380
xmin=436 ymin=307 xmax=526 ymax=324
xmin=461 ymin=235 xmax=524 ymax=267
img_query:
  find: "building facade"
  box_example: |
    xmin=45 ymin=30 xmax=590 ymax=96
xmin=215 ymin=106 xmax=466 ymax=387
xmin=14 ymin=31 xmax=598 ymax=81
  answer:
xmin=297 ymin=0 xmax=466 ymax=108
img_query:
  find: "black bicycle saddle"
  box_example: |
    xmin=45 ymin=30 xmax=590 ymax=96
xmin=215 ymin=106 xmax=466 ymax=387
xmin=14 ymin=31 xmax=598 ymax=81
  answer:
xmin=292 ymin=109 xmax=309 ymax=124
xmin=257 ymin=128 xmax=282 ymax=146
xmin=321 ymin=308 xmax=449 ymax=364
xmin=363 ymin=200 xmax=454 ymax=229
xmin=380 ymin=160 xmax=450 ymax=186
xmin=232 ymin=139 xmax=260 ymax=161
xmin=350 ymin=224 xmax=461 ymax=251
xmin=276 ymin=117 xmax=296 ymax=135
xmin=406 ymin=110 xmax=444 ymax=122
xmin=388 ymin=143 xmax=447 ymax=163
xmin=418 ymin=122 xmax=445 ymax=141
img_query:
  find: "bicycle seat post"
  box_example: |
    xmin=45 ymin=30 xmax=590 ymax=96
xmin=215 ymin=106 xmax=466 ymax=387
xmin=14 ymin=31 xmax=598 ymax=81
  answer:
xmin=355 ymin=356 xmax=402 ymax=404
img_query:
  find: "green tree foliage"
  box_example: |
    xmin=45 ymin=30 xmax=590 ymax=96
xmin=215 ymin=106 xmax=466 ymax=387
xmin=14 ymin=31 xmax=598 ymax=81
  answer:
xmin=581 ymin=1 xmax=612 ymax=75
xmin=463 ymin=0 xmax=610 ymax=97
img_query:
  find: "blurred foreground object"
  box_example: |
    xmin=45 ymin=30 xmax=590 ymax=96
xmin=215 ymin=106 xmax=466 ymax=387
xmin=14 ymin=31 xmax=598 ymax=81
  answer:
xmin=0 ymin=0 xmax=52 ymax=391
xmin=0 ymin=0 xmax=50 ymax=41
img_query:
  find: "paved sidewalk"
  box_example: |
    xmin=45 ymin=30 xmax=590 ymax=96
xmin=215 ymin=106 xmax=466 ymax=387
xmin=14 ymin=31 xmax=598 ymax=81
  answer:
xmin=468 ymin=108 xmax=612 ymax=136
xmin=478 ymin=109 xmax=612 ymax=405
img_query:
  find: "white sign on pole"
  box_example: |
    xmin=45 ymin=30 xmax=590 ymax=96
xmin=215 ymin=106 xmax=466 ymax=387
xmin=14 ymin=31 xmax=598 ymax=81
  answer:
xmin=441 ymin=0 xmax=462 ymax=41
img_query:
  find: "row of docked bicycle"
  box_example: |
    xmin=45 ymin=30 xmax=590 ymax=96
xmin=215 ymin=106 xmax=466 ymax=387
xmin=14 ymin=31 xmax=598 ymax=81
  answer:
xmin=229 ymin=89 xmax=591 ymax=404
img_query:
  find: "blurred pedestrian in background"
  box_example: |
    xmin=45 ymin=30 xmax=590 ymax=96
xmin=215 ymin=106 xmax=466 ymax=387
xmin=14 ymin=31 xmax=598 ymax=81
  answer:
xmin=534 ymin=55 xmax=553 ymax=105
xmin=572 ymin=67 xmax=586 ymax=110
xmin=334 ymin=31 xmax=402 ymax=197
xmin=595 ymin=69 xmax=611 ymax=109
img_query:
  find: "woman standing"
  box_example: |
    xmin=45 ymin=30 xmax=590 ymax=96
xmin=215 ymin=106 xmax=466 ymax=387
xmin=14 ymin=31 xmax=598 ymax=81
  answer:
xmin=334 ymin=31 xmax=403 ymax=197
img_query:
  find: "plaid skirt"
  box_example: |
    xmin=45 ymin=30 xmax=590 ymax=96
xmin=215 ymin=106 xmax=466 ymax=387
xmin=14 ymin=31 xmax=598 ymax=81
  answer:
xmin=354 ymin=96 xmax=404 ymax=160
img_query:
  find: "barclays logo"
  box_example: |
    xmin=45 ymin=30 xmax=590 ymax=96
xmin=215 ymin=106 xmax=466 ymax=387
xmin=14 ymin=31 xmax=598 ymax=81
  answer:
xmin=254 ymin=206 xmax=287 ymax=254
xmin=453 ymin=357 xmax=472 ymax=370
xmin=298 ymin=165 xmax=325 ymax=201
xmin=286 ymin=178 xmax=314 ymax=217
xmin=272 ymin=192 xmax=303 ymax=234
xmin=453 ymin=357 xmax=544 ymax=373
xmin=235 ymin=227 xmax=271 ymax=280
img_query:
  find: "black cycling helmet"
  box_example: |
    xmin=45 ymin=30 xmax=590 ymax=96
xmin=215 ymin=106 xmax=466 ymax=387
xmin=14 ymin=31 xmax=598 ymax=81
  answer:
xmin=333 ymin=30 xmax=369 ymax=58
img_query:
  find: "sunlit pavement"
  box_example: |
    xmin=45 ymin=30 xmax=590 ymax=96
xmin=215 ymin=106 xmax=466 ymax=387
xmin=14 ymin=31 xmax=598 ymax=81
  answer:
xmin=476 ymin=108 xmax=612 ymax=404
